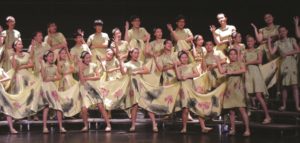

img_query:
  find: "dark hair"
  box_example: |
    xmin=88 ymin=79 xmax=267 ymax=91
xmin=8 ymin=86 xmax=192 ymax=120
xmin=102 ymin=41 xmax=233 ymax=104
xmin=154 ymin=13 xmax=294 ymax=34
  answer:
xmin=73 ymin=32 xmax=83 ymax=39
xmin=106 ymin=48 xmax=115 ymax=56
xmin=94 ymin=19 xmax=103 ymax=26
xmin=126 ymin=48 xmax=139 ymax=62
xmin=153 ymin=27 xmax=162 ymax=34
xmin=176 ymin=14 xmax=185 ymax=22
xmin=177 ymin=50 xmax=188 ymax=59
xmin=278 ymin=25 xmax=287 ymax=30
xmin=163 ymin=39 xmax=172 ymax=45
xmin=112 ymin=27 xmax=120 ymax=35
xmin=129 ymin=15 xmax=140 ymax=22
xmin=227 ymin=48 xmax=238 ymax=56
xmin=47 ymin=22 xmax=56 ymax=28
xmin=43 ymin=50 xmax=54 ymax=62
xmin=205 ymin=41 xmax=215 ymax=46
xmin=193 ymin=34 xmax=204 ymax=45
xmin=80 ymin=51 xmax=90 ymax=60
xmin=58 ymin=48 xmax=67 ymax=55
xmin=32 ymin=31 xmax=43 ymax=39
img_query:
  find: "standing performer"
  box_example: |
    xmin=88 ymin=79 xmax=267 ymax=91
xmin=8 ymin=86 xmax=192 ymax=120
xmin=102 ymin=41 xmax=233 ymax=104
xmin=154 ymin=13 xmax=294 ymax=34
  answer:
xmin=0 ymin=67 xmax=18 ymax=134
xmin=110 ymin=27 xmax=129 ymax=61
xmin=167 ymin=15 xmax=193 ymax=52
xmin=57 ymin=48 xmax=76 ymax=91
xmin=244 ymin=35 xmax=271 ymax=124
xmin=87 ymin=19 xmax=109 ymax=62
xmin=228 ymin=32 xmax=245 ymax=61
xmin=210 ymin=13 xmax=236 ymax=53
xmin=1 ymin=16 xmax=21 ymax=71
xmin=215 ymin=48 xmax=251 ymax=136
xmin=174 ymin=51 xmax=213 ymax=134
xmin=192 ymin=35 xmax=207 ymax=73
xmin=78 ymin=51 xmax=111 ymax=132
xmin=70 ymin=31 xmax=91 ymax=61
xmin=268 ymin=26 xmax=300 ymax=111
xmin=148 ymin=28 xmax=165 ymax=57
xmin=40 ymin=50 xmax=66 ymax=133
xmin=44 ymin=22 xmax=67 ymax=61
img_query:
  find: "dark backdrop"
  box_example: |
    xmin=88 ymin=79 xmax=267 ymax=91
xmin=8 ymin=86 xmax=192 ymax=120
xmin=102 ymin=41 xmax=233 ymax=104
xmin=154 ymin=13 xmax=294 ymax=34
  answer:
xmin=1 ymin=0 xmax=299 ymax=47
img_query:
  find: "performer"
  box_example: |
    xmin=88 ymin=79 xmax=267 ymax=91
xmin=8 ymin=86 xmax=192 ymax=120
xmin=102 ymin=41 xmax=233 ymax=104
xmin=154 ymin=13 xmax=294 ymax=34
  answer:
xmin=215 ymin=48 xmax=251 ymax=136
xmin=0 ymin=67 xmax=18 ymax=134
xmin=147 ymin=28 xmax=165 ymax=57
xmin=28 ymin=31 xmax=51 ymax=77
xmin=192 ymin=35 xmax=207 ymax=73
xmin=70 ymin=31 xmax=91 ymax=61
xmin=167 ymin=15 xmax=193 ymax=52
xmin=40 ymin=50 xmax=66 ymax=133
xmin=228 ymin=32 xmax=245 ymax=61
xmin=174 ymin=51 xmax=212 ymax=134
xmin=294 ymin=16 xmax=300 ymax=39
xmin=244 ymin=35 xmax=271 ymax=124
xmin=251 ymin=13 xmax=280 ymax=62
xmin=1 ymin=16 xmax=22 ymax=71
xmin=119 ymin=48 xmax=154 ymax=132
xmin=210 ymin=13 xmax=236 ymax=52
xmin=57 ymin=48 xmax=76 ymax=91
xmin=110 ymin=27 xmax=129 ymax=61
xmin=87 ymin=19 xmax=109 ymax=62
xmin=78 ymin=51 xmax=111 ymax=132
xmin=268 ymin=26 xmax=300 ymax=111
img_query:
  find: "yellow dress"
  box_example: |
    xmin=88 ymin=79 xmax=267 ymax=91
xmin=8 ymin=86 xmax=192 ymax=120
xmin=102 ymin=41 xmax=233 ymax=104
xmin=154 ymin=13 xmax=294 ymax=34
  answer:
xmin=150 ymin=39 xmax=165 ymax=56
xmin=9 ymin=52 xmax=36 ymax=94
xmin=174 ymin=28 xmax=193 ymax=51
xmin=244 ymin=48 xmax=268 ymax=94
xmin=128 ymin=28 xmax=149 ymax=61
xmin=274 ymin=38 xmax=298 ymax=86
xmin=223 ymin=62 xmax=246 ymax=109
xmin=110 ymin=40 xmax=129 ymax=61
xmin=193 ymin=46 xmax=207 ymax=73
xmin=1 ymin=29 xmax=21 ymax=71
xmin=28 ymin=42 xmax=51 ymax=77
xmin=104 ymin=58 xmax=122 ymax=81
xmin=41 ymin=63 xmax=63 ymax=111
xmin=87 ymin=32 xmax=109 ymax=62
xmin=228 ymin=43 xmax=246 ymax=61
xmin=58 ymin=60 xmax=77 ymax=91
xmin=214 ymin=25 xmax=236 ymax=52
xmin=258 ymin=25 xmax=280 ymax=61
xmin=44 ymin=32 xmax=66 ymax=60
xmin=177 ymin=64 xmax=195 ymax=109
xmin=80 ymin=63 xmax=103 ymax=108
xmin=158 ymin=51 xmax=179 ymax=85
xmin=70 ymin=44 xmax=91 ymax=60
xmin=205 ymin=50 xmax=226 ymax=89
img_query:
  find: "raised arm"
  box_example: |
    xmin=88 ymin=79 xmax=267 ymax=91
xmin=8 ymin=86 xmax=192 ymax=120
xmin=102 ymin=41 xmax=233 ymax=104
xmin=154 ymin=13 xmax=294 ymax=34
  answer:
xmin=251 ymin=23 xmax=263 ymax=43
xmin=167 ymin=24 xmax=179 ymax=42
xmin=267 ymin=37 xmax=278 ymax=55
xmin=124 ymin=21 xmax=130 ymax=42
xmin=294 ymin=16 xmax=300 ymax=39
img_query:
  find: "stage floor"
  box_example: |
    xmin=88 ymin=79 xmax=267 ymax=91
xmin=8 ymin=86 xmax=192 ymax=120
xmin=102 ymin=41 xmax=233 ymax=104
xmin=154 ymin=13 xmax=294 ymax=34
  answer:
xmin=0 ymin=123 xmax=299 ymax=143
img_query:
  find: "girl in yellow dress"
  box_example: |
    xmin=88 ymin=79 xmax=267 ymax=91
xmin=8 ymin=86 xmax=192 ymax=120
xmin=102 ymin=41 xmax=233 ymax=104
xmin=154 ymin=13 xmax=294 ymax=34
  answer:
xmin=110 ymin=28 xmax=129 ymax=61
xmin=174 ymin=51 xmax=213 ymax=134
xmin=192 ymin=35 xmax=207 ymax=74
xmin=44 ymin=22 xmax=68 ymax=61
xmin=70 ymin=32 xmax=91 ymax=62
xmin=244 ymin=35 xmax=271 ymax=124
xmin=103 ymin=48 xmax=122 ymax=81
xmin=10 ymin=40 xmax=34 ymax=94
xmin=148 ymin=28 xmax=165 ymax=57
xmin=0 ymin=67 xmax=18 ymax=134
xmin=251 ymin=13 xmax=280 ymax=62
xmin=228 ymin=32 xmax=245 ymax=61
xmin=57 ymin=48 xmax=76 ymax=91
xmin=78 ymin=51 xmax=111 ymax=132
xmin=87 ymin=19 xmax=109 ymax=62
xmin=28 ymin=31 xmax=51 ymax=77
xmin=210 ymin=13 xmax=236 ymax=53
xmin=268 ymin=26 xmax=300 ymax=111
xmin=203 ymin=41 xmax=227 ymax=90
xmin=1 ymin=16 xmax=22 ymax=71
xmin=40 ymin=50 xmax=66 ymax=133
xmin=119 ymin=48 xmax=157 ymax=132
xmin=167 ymin=15 xmax=193 ymax=52
xmin=215 ymin=48 xmax=250 ymax=136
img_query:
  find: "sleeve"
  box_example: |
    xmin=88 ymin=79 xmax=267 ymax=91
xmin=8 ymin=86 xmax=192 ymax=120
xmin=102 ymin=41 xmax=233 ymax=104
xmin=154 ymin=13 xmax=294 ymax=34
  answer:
xmin=186 ymin=28 xmax=193 ymax=36
xmin=142 ymin=28 xmax=149 ymax=36
xmin=104 ymin=33 xmax=110 ymax=41
xmin=87 ymin=35 xmax=93 ymax=46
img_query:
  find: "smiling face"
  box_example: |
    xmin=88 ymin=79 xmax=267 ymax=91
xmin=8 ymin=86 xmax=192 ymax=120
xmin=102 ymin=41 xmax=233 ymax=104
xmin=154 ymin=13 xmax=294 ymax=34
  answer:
xmin=195 ymin=35 xmax=204 ymax=47
xmin=95 ymin=25 xmax=103 ymax=33
xmin=228 ymin=50 xmax=238 ymax=62
xmin=130 ymin=49 xmax=139 ymax=61
xmin=113 ymin=29 xmax=122 ymax=40
xmin=14 ymin=40 xmax=23 ymax=52
xmin=48 ymin=23 xmax=57 ymax=33
xmin=59 ymin=49 xmax=67 ymax=60
xmin=34 ymin=32 xmax=43 ymax=43
xmin=131 ymin=18 xmax=141 ymax=28
xmin=179 ymin=53 xmax=189 ymax=64
xmin=205 ymin=41 xmax=214 ymax=52
xmin=46 ymin=52 xmax=54 ymax=64
xmin=6 ymin=20 xmax=15 ymax=29
xmin=74 ymin=35 xmax=83 ymax=44
xmin=217 ymin=13 xmax=227 ymax=26
xmin=264 ymin=14 xmax=274 ymax=25
xmin=164 ymin=40 xmax=173 ymax=51
xmin=106 ymin=49 xmax=114 ymax=61
xmin=233 ymin=33 xmax=242 ymax=43
xmin=154 ymin=28 xmax=163 ymax=39
xmin=83 ymin=53 xmax=91 ymax=65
